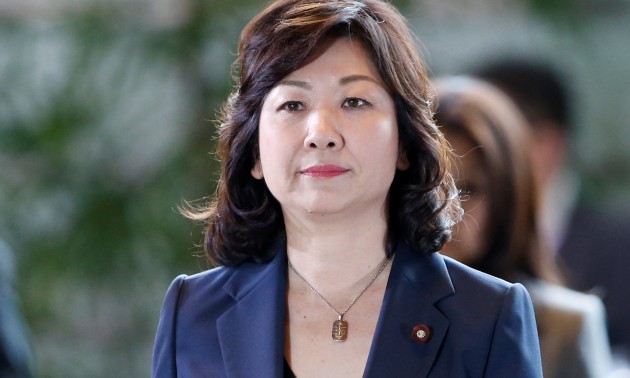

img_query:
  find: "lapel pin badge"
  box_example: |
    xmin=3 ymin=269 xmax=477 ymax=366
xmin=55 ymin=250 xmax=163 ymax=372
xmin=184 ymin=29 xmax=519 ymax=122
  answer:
xmin=411 ymin=324 xmax=431 ymax=343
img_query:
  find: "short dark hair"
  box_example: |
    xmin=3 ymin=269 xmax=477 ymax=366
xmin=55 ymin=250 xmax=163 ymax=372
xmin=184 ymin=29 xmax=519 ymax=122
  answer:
xmin=188 ymin=0 xmax=461 ymax=266
xmin=473 ymin=57 xmax=572 ymax=132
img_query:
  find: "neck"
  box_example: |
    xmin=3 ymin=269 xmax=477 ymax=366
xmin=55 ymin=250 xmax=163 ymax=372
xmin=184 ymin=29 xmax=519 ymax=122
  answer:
xmin=283 ymin=206 xmax=389 ymax=290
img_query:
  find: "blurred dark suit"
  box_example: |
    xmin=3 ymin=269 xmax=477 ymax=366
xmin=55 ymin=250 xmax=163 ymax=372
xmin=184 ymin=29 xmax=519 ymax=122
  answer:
xmin=0 ymin=242 xmax=33 ymax=378
xmin=558 ymin=204 xmax=630 ymax=359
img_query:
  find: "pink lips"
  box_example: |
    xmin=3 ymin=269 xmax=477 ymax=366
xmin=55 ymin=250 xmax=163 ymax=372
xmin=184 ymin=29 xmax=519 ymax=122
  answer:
xmin=301 ymin=164 xmax=349 ymax=178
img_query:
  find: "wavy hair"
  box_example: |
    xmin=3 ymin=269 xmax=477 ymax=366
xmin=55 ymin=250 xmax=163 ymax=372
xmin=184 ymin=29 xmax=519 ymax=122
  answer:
xmin=187 ymin=0 xmax=461 ymax=266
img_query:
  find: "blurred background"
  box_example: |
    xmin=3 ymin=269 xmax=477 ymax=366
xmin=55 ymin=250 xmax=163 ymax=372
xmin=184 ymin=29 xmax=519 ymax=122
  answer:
xmin=0 ymin=0 xmax=628 ymax=377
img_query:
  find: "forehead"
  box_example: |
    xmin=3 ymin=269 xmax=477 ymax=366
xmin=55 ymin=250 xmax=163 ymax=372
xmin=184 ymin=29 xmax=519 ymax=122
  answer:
xmin=280 ymin=37 xmax=383 ymax=83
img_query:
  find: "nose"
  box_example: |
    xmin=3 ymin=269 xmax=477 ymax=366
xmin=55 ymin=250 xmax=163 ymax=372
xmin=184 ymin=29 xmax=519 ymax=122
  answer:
xmin=303 ymin=110 xmax=344 ymax=150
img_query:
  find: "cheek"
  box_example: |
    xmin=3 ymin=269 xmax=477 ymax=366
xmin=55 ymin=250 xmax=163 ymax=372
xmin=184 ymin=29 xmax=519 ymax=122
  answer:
xmin=444 ymin=196 xmax=489 ymax=265
xmin=464 ymin=196 xmax=490 ymax=259
xmin=466 ymin=196 xmax=489 ymax=235
xmin=257 ymin=114 xmax=288 ymax=169
xmin=360 ymin=116 xmax=399 ymax=161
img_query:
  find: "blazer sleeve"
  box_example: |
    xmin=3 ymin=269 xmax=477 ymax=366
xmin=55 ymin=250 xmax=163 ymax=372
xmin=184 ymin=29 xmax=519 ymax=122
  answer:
xmin=152 ymin=274 xmax=187 ymax=378
xmin=484 ymin=283 xmax=543 ymax=378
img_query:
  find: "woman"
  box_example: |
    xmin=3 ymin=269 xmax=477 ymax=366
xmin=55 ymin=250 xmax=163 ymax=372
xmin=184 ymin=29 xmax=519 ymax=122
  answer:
xmin=152 ymin=1 xmax=543 ymax=377
xmin=437 ymin=76 xmax=612 ymax=378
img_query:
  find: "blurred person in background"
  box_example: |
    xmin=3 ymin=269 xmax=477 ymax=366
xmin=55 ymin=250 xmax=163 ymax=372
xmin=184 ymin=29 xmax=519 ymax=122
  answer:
xmin=473 ymin=58 xmax=630 ymax=365
xmin=436 ymin=76 xmax=613 ymax=378
xmin=0 ymin=240 xmax=34 ymax=378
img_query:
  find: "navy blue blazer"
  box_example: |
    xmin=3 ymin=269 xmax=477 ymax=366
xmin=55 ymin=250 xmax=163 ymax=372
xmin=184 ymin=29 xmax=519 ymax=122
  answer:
xmin=153 ymin=241 xmax=543 ymax=377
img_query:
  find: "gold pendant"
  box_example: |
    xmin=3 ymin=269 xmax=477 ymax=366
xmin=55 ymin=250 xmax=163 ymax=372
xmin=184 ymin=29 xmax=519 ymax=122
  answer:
xmin=332 ymin=316 xmax=348 ymax=342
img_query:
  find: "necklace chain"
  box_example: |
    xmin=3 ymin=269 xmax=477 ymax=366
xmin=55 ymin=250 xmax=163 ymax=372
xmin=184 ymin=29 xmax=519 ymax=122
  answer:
xmin=287 ymin=255 xmax=392 ymax=318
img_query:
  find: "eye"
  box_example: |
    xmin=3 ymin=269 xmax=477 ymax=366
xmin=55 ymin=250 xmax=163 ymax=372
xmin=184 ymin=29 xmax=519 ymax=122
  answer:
xmin=279 ymin=101 xmax=304 ymax=112
xmin=342 ymin=97 xmax=370 ymax=108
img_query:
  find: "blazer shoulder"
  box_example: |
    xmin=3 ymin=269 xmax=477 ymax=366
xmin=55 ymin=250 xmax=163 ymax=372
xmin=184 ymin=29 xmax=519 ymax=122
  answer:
xmin=437 ymin=254 xmax=537 ymax=339
xmin=164 ymin=265 xmax=252 ymax=316
xmin=152 ymin=264 xmax=256 ymax=377
xmin=153 ymin=256 xmax=287 ymax=378
xmin=440 ymin=254 xmax=521 ymax=296
xmin=435 ymin=253 xmax=535 ymax=334
xmin=417 ymin=253 xmax=542 ymax=377
xmin=176 ymin=265 xmax=233 ymax=292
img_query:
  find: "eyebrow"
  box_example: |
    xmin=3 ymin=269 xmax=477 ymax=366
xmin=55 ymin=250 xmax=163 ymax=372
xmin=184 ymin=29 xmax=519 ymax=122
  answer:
xmin=276 ymin=80 xmax=312 ymax=89
xmin=339 ymin=74 xmax=380 ymax=86
xmin=276 ymin=75 xmax=381 ymax=90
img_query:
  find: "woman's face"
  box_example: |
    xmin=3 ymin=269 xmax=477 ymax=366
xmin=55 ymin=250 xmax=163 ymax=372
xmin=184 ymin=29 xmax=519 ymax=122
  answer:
xmin=254 ymin=37 xmax=406 ymax=220
xmin=441 ymin=133 xmax=489 ymax=265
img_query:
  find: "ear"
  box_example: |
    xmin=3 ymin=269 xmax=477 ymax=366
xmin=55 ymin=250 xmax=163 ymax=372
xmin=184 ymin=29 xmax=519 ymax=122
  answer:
xmin=251 ymin=161 xmax=264 ymax=179
xmin=396 ymin=147 xmax=410 ymax=171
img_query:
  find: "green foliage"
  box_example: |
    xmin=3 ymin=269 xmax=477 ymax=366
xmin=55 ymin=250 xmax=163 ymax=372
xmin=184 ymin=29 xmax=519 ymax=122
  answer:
xmin=0 ymin=1 xmax=252 ymax=376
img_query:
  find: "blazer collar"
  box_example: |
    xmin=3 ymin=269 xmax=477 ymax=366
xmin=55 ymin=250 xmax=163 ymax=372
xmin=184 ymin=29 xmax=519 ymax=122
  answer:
xmin=216 ymin=238 xmax=288 ymax=378
xmin=364 ymin=242 xmax=455 ymax=377
xmin=214 ymin=239 xmax=455 ymax=378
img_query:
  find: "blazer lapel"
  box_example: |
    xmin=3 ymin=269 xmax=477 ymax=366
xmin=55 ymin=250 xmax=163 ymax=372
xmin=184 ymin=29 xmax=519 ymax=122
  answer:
xmin=216 ymin=241 xmax=288 ymax=378
xmin=364 ymin=243 xmax=455 ymax=377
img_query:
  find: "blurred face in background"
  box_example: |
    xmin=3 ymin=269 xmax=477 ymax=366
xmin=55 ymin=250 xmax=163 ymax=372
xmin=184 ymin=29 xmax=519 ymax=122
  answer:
xmin=441 ymin=132 xmax=489 ymax=265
